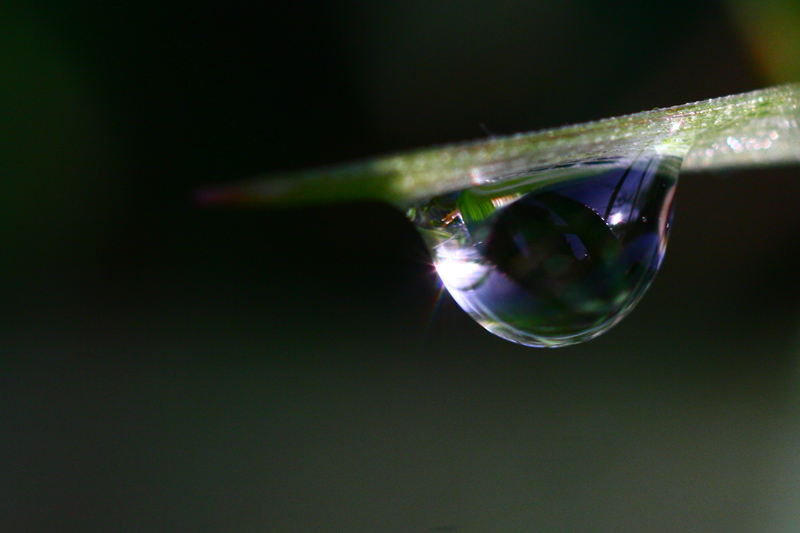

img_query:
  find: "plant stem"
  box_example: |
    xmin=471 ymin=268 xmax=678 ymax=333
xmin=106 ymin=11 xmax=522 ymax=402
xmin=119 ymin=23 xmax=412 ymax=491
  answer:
xmin=198 ymin=84 xmax=800 ymax=208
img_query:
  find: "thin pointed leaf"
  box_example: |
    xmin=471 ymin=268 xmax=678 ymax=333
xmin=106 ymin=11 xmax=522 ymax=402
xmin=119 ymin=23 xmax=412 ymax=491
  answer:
xmin=199 ymin=84 xmax=800 ymax=208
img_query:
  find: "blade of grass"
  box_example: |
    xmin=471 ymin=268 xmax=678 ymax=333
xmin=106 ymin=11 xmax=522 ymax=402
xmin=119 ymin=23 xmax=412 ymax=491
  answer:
xmin=198 ymin=84 xmax=800 ymax=208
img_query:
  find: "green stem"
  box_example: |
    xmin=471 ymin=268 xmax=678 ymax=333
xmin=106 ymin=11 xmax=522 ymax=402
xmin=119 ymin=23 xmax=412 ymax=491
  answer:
xmin=198 ymin=84 xmax=800 ymax=208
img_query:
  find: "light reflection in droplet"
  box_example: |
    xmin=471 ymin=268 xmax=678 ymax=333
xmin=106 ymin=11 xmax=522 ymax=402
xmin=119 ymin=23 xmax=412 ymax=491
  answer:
xmin=410 ymin=155 xmax=681 ymax=347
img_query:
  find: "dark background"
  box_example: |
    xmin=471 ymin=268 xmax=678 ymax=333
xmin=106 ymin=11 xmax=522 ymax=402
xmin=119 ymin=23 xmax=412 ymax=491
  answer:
xmin=4 ymin=1 xmax=800 ymax=531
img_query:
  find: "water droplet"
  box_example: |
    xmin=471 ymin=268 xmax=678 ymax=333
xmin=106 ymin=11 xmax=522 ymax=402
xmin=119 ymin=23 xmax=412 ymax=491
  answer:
xmin=410 ymin=155 xmax=681 ymax=347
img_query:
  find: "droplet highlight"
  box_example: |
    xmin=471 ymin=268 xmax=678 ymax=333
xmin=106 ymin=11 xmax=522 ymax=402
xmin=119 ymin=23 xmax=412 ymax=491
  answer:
xmin=409 ymin=155 xmax=681 ymax=347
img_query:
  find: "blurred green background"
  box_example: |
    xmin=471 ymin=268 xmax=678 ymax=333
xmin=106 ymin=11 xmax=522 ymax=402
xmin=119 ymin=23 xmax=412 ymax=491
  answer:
xmin=3 ymin=1 xmax=800 ymax=531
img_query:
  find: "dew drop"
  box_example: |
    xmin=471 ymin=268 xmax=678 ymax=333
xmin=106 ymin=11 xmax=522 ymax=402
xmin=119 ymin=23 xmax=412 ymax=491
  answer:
xmin=409 ymin=155 xmax=681 ymax=347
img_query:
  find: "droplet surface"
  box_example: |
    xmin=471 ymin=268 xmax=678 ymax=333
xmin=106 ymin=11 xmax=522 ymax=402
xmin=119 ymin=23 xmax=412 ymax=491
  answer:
xmin=409 ymin=155 xmax=681 ymax=347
